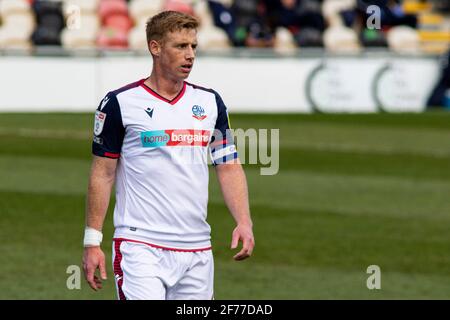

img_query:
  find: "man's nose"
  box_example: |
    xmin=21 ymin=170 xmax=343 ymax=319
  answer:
xmin=186 ymin=46 xmax=195 ymax=60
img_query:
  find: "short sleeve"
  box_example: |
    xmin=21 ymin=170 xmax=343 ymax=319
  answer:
xmin=209 ymin=91 xmax=238 ymax=165
xmin=92 ymin=92 xmax=125 ymax=159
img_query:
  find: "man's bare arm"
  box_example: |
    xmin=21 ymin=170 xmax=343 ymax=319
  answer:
xmin=85 ymin=156 xmax=117 ymax=229
xmin=83 ymin=155 xmax=117 ymax=290
xmin=215 ymin=160 xmax=255 ymax=261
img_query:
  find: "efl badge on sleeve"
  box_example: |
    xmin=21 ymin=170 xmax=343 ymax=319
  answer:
xmin=94 ymin=110 xmax=107 ymax=136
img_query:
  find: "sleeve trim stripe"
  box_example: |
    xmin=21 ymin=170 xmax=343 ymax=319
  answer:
xmin=210 ymin=139 xmax=228 ymax=148
xmin=104 ymin=152 xmax=120 ymax=159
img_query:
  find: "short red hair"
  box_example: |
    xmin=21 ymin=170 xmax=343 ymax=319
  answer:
xmin=146 ymin=11 xmax=199 ymax=44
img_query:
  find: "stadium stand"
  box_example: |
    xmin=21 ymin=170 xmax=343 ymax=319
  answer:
xmin=195 ymin=0 xmax=231 ymax=49
xmin=96 ymin=0 xmax=131 ymax=49
xmin=0 ymin=0 xmax=35 ymax=50
xmin=387 ymin=25 xmax=421 ymax=53
xmin=31 ymin=0 xmax=65 ymax=46
xmin=128 ymin=0 xmax=161 ymax=49
xmin=323 ymin=25 xmax=361 ymax=53
xmin=409 ymin=0 xmax=450 ymax=54
xmin=165 ymin=0 xmax=195 ymax=15
xmin=61 ymin=0 xmax=100 ymax=49
xmin=322 ymin=0 xmax=360 ymax=52
xmin=0 ymin=0 xmax=447 ymax=53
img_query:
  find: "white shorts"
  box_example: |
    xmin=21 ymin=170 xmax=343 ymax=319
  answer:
xmin=112 ymin=239 xmax=214 ymax=300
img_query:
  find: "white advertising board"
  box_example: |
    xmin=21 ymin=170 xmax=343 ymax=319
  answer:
xmin=0 ymin=55 xmax=440 ymax=113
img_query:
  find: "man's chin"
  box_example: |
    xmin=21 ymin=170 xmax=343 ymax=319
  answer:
xmin=168 ymin=71 xmax=190 ymax=82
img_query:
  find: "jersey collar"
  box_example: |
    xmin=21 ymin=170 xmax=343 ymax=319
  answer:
xmin=140 ymin=79 xmax=187 ymax=105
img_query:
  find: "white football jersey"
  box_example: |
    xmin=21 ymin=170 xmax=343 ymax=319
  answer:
xmin=92 ymin=79 xmax=237 ymax=251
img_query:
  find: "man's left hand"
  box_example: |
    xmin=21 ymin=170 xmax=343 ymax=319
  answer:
xmin=231 ymin=224 xmax=255 ymax=261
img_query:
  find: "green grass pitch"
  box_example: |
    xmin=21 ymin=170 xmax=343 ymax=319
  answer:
xmin=0 ymin=112 xmax=450 ymax=299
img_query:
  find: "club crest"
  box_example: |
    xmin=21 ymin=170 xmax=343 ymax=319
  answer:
xmin=192 ymin=105 xmax=207 ymax=121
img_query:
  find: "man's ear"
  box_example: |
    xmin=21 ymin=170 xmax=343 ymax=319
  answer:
xmin=149 ymin=40 xmax=161 ymax=57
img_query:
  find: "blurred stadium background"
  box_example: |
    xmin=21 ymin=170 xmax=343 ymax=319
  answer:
xmin=0 ymin=0 xmax=450 ymax=299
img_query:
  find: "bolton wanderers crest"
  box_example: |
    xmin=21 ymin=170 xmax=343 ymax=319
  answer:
xmin=192 ymin=105 xmax=207 ymax=121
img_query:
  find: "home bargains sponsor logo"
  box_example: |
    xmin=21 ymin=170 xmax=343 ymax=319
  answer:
xmin=141 ymin=130 xmax=211 ymax=148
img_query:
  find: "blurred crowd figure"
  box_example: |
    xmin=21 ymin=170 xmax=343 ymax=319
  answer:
xmin=208 ymin=0 xmax=325 ymax=47
xmin=207 ymin=0 xmax=420 ymax=48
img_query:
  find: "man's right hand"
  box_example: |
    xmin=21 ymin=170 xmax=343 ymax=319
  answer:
xmin=83 ymin=246 xmax=107 ymax=291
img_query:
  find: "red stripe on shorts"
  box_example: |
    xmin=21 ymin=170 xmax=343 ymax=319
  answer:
xmin=113 ymin=240 xmax=126 ymax=300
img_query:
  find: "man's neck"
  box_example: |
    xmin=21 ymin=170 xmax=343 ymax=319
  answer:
xmin=145 ymin=70 xmax=184 ymax=101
